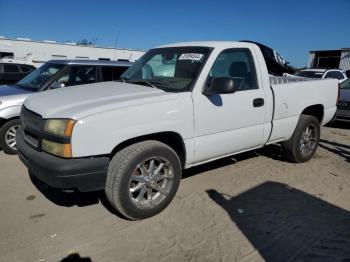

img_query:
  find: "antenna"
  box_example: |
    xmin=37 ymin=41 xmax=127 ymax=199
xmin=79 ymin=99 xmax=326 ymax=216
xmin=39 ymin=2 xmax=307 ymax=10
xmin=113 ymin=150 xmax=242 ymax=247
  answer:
xmin=113 ymin=30 xmax=120 ymax=61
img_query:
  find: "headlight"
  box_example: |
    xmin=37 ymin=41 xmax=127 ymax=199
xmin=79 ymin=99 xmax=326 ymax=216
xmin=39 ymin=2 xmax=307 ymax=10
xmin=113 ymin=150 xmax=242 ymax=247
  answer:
xmin=42 ymin=119 xmax=76 ymax=158
xmin=42 ymin=140 xmax=72 ymax=158
xmin=44 ymin=119 xmax=75 ymax=136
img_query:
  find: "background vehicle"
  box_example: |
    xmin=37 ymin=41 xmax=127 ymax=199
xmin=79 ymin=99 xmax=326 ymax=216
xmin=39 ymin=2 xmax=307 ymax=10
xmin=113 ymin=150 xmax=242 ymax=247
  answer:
xmin=335 ymin=78 xmax=350 ymax=122
xmin=17 ymin=42 xmax=338 ymax=220
xmin=0 ymin=60 xmax=132 ymax=154
xmin=292 ymin=69 xmax=347 ymax=83
xmin=0 ymin=63 xmax=36 ymax=85
xmin=240 ymin=40 xmax=295 ymax=76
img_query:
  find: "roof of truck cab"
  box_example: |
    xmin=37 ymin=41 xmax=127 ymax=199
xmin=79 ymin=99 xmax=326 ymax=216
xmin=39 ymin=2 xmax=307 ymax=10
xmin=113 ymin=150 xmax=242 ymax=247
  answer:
xmin=47 ymin=60 xmax=133 ymax=67
xmin=156 ymin=41 xmax=256 ymax=49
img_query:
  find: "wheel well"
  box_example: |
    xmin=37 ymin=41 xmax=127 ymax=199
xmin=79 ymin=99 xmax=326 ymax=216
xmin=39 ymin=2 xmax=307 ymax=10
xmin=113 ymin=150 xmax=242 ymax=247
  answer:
xmin=301 ymin=104 xmax=324 ymax=123
xmin=111 ymin=132 xmax=186 ymax=168
xmin=0 ymin=117 xmax=19 ymax=128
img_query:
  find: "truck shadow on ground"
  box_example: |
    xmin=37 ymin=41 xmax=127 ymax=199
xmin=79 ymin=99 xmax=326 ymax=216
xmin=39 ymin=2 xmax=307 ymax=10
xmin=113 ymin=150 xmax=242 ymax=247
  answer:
xmin=319 ymin=139 xmax=350 ymax=163
xmin=327 ymin=121 xmax=350 ymax=130
xmin=207 ymin=182 xmax=350 ymax=262
xmin=29 ymin=174 xmax=124 ymax=217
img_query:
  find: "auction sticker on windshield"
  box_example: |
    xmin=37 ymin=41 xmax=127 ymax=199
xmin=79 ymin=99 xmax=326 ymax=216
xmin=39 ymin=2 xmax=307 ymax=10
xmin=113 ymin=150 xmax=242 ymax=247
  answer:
xmin=179 ymin=53 xmax=204 ymax=61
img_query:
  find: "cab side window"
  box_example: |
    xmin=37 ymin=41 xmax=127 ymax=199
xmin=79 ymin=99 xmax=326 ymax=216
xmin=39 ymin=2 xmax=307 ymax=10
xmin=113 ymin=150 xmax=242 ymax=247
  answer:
xmin=209 ymin=49 xmax=258 ymax=91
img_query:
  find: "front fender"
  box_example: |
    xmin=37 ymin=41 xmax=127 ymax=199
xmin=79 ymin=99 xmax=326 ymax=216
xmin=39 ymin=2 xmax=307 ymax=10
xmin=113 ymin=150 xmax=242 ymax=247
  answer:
xmin=71 ymin=93 xmax=194 ymax=158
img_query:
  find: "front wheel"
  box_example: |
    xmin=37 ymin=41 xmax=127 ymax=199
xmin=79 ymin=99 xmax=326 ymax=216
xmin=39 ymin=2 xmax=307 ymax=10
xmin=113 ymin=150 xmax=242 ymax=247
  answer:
xmin=282 ymin=115 xmax=320 ymax=163
xmin=105 ymin=140 xmax=182 ymax=220
xmin=0 ymin=119 xmax=21 ymax=155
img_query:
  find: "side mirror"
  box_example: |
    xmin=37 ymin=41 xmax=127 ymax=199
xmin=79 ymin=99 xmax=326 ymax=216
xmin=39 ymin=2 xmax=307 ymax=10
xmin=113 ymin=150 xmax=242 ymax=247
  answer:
xmin=51 ymin=82 xmax=65 ymax=89
xmin=203 ymin=77 xmax=236 ymax=96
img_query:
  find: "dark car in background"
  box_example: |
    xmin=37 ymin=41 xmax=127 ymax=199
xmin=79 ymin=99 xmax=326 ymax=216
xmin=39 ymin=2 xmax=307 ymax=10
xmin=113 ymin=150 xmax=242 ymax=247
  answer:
xmin=336 ymin=77 xmax=350 ymax=122
xmin=240 ymin=40 xmax=296 ymax=76
xmin=0 ymin=59 xmax=132 ymax=154
xmin=0 ymin=63 xmax=36 ymax=85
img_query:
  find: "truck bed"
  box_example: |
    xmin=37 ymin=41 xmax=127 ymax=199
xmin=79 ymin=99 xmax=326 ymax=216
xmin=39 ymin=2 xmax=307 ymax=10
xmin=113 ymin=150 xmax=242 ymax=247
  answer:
xmin=267 ymin=78 xmax=338 ymax=144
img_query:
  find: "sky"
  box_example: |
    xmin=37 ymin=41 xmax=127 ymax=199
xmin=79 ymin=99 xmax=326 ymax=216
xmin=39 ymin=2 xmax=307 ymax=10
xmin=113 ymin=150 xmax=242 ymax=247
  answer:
xmin=0 ymin=0 xmax=349 ymax=67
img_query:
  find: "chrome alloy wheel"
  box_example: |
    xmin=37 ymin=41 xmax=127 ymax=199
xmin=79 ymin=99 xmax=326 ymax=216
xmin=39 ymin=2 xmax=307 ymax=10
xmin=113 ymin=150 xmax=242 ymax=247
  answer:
xmin=5 ymin=125 xmax=20 ymax=150
xmin=299 ymin=124 xmax=317 ymax=155
xmin=129 ymin=157 xmax=174 ymax=207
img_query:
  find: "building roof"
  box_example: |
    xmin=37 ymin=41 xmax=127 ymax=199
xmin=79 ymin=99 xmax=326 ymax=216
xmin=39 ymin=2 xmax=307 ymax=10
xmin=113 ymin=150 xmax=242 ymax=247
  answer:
xmin=0 ymin=36 xmax=145 ymax=52
xmin=47 ymin=59 xmax=133 ymax=66
xmin=309 ymin=48 xmax=350 ymax=53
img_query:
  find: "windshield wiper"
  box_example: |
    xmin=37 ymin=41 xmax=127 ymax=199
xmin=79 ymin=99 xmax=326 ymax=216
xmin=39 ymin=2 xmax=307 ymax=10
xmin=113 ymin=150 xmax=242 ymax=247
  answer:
xmin=129 ymin=80 xmax=158 ymax=89
xmin=120 ymin=76 xmax=128 ymax=83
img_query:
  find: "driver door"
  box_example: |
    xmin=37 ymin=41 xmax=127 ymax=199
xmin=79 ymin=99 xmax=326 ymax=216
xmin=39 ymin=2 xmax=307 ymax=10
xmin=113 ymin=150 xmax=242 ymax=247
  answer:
xmin=193 ymin=48 xmax=267 ymax=163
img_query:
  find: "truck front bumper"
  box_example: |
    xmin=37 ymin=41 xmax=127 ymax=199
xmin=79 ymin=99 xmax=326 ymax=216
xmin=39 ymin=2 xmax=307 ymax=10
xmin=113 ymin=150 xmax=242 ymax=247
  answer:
xmin=16 ymin=130 xmax=110 ymax=192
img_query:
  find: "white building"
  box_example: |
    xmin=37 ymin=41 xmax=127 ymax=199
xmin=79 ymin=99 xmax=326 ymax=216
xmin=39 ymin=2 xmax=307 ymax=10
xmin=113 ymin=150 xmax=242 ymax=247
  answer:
xmin=0 ymin=36 xmax=145 ymax=66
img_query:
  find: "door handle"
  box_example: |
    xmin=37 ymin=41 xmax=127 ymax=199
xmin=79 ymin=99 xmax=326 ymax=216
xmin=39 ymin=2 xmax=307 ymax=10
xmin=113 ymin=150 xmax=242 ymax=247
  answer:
xmin=253 ymin=98 xmax=264 ymax=107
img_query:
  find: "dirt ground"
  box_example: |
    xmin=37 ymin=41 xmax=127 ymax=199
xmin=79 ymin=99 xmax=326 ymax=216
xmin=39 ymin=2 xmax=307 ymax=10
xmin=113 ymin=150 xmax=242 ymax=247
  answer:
xmin=0 ymin=122 xmax=349 ymax=262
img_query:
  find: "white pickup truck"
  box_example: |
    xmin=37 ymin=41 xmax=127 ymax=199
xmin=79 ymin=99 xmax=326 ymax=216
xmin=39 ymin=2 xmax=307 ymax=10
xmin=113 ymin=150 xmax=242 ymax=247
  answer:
xmin=17 ymin=42 xmax=338 ymax=220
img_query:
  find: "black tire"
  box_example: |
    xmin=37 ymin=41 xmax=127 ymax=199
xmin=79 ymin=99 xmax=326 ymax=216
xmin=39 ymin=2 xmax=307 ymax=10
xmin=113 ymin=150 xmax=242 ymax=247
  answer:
xmin=105 ymin=140 xmax=182 ymax=220
xmin=0 ymin=119 xmax=21 ymax=155
xmin=282 ymin=115 xmax=320 ymax=163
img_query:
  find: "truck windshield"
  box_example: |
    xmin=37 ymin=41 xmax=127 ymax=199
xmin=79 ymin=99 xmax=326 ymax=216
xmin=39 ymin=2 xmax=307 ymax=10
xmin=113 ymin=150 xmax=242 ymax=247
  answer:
xmin=121 ymin=47 xmax=212 ymax=92
xmin=16 ymin=63 xmax=64 ymax=91
xmin=294 ymin=71 xmax=323 ymax=78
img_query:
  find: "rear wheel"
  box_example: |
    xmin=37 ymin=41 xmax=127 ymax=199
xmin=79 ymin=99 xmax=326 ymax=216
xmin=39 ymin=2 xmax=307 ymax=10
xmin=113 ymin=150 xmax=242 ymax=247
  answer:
xmin=282 ymin=115 xmax=320 ymax=163
xmin=105 ymin=140 xmax=182 ymax=220
xmin=0 ymin=119 xmax=21 ymax=155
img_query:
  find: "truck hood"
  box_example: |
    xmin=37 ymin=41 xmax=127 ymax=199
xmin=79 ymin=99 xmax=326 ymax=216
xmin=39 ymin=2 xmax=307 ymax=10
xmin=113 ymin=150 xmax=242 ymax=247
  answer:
xmin=340 ymin=89 xmax=350 ymax=102
xmin=24 ymin=81 xmax=178 ymax=119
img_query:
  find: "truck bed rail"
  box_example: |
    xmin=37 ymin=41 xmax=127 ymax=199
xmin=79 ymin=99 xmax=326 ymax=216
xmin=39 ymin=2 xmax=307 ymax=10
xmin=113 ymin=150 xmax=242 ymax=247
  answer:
xmin=269 ymin=76 xmax=312 ymax=85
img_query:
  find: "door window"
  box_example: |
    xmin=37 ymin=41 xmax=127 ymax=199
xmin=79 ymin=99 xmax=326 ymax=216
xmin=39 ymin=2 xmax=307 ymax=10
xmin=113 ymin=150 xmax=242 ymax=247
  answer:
xmin=68 ymin=66 xmax=96 ymax=86
xmin=55 ymin=66 xmax=97 ymax=87
xmin=209 ymin=49 xmax=258 ymax=91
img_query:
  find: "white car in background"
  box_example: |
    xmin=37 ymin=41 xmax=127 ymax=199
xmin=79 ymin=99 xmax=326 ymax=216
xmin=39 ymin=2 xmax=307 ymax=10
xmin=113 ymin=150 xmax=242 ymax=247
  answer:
xmin=291 ymin=69 xmax=347 ymax=83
